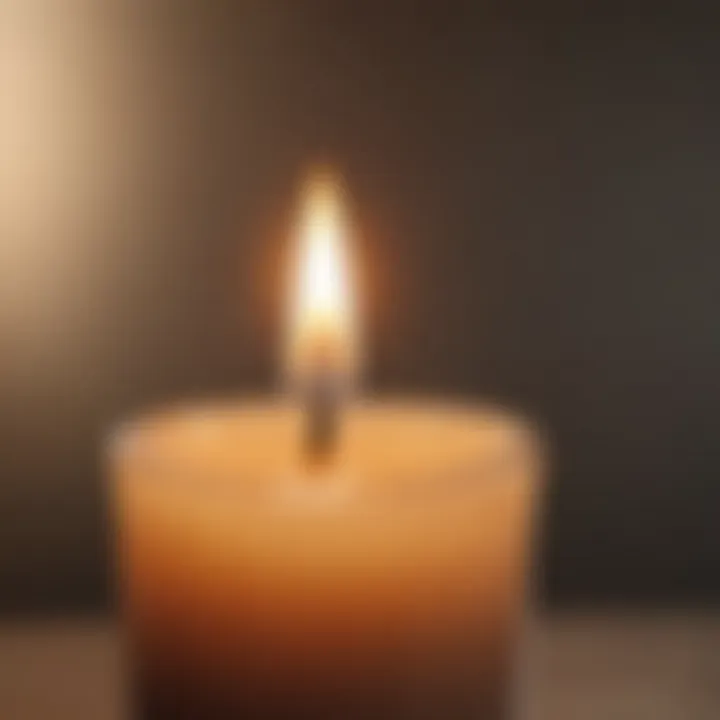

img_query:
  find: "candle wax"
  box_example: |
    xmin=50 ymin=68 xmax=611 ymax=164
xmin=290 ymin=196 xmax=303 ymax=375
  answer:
xmin=112 ymin=400 xmax=541 ymax=720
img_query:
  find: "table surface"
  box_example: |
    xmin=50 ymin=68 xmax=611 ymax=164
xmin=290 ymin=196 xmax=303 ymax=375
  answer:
xmin=1 ymin=614 xmax=718 ymax=719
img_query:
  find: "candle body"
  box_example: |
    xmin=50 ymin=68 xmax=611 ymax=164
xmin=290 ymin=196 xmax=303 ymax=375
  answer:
xmin=112 ymin=401 xmax=541 ymax=719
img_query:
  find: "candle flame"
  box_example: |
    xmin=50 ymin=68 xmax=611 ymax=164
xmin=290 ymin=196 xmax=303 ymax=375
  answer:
xmin=286 ymin=169 xmax=358 ymax=388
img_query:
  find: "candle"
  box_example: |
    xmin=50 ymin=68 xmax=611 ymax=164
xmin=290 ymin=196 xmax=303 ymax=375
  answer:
xmin=111 ymin=172 xmax=543 ymax=720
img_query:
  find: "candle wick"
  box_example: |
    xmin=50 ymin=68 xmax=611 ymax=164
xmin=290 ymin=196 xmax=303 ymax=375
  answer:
xmin=303 ymin=370 xmax=343 ymax=465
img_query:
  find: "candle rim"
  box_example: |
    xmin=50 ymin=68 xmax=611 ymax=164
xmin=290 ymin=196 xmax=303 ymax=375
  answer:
xmin=108 ymin=396 xmax=542 ymax=505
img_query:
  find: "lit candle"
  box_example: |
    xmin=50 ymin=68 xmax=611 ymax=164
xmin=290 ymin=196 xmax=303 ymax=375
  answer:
xmin=111 ymin=171 xmax=543 ymax=720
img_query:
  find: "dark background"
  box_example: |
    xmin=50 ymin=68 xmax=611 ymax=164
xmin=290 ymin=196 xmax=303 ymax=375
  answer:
xmin=1 ymin=2 xmax=718 ymax=614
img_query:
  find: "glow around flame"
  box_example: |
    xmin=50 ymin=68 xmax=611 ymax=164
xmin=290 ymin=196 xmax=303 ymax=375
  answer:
xmin=286 ymin=170 xmax=359 ymax=386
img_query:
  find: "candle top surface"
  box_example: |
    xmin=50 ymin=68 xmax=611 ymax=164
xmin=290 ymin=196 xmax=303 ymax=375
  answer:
xmin=112 ymin=400 xmax=538 ymax=502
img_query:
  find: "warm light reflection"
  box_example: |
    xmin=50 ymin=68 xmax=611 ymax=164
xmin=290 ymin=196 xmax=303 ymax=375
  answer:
xmin=286 ymin=169 xmax=359 ymax=387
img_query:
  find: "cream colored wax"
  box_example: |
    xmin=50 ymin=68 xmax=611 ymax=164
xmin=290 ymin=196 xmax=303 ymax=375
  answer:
xmin=112 ymin=400 xmax=541 ymax=719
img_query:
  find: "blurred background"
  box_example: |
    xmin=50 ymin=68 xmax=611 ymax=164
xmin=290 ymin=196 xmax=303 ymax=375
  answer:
xmin=1 ymin=0 xmax=719 ymax=617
